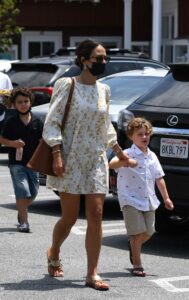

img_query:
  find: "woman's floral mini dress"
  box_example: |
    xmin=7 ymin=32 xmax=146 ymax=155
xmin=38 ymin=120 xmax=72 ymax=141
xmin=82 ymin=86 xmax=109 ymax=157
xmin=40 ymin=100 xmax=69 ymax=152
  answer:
xmin=43 ymin=77 xmax=117 ymax=194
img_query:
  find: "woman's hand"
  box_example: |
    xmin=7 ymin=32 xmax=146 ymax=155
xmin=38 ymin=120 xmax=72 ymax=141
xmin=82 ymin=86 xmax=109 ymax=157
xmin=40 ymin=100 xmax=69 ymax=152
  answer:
xmin=117 ymin=153 xmax=138 ymax=168
xmin=52 ymin=151 xmax=65 ymax=177
xmin=114 ymin=147 xmax=138 ymax=168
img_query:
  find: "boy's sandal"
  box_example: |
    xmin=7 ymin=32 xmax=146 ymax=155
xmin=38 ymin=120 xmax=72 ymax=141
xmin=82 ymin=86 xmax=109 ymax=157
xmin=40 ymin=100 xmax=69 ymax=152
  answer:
xmin=132 ymin=267 xmax=146 ymax=277
xmin=85 ymin=275 xmax=109 ymax=291
xmin=47 ymin=250 xmax=64 ymax=277
xmin=128 ymin=239 xmax=133 ymax=265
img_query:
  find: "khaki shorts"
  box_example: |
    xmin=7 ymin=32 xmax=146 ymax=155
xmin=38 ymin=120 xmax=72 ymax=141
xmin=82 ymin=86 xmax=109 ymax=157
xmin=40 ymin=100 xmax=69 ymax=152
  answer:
xmin=122 ymin=205 xmax=155 ymax=236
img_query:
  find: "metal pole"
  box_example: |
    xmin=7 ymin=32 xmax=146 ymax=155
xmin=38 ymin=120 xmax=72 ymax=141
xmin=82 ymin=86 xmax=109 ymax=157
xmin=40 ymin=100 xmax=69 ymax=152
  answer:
xmin=152 ymin=0 xmax=162 ymax=61
xmin=123 ymin=0 xmax=133 ymax=50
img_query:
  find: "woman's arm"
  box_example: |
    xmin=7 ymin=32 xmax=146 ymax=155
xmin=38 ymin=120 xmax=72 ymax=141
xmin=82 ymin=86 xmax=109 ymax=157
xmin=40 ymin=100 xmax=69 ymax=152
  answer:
xmin=42 ymin=77 xmax=72 ymax=147
xmin=52 ymin=145 xmax=65 ymax=177
xmin=42 ymin=78 xmax=72 ymax=176
xmin=104 ymin=86 xmax=137 ymax=168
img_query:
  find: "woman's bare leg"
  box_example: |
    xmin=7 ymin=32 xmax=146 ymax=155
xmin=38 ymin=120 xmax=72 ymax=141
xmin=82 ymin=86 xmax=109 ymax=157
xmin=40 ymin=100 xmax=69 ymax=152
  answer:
xmin=49 ymin=192 xmax=80 ymax=260
xmin=85 ymin=194 xmax=105 ymax=278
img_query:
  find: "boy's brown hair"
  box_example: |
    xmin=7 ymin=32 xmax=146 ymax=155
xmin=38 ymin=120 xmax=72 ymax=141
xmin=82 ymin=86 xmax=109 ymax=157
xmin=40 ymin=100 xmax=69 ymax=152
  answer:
xmin=126 ymin=117 xmax=153 ymax=138
xmin=9 ymin=88 xmax=34 ymax=105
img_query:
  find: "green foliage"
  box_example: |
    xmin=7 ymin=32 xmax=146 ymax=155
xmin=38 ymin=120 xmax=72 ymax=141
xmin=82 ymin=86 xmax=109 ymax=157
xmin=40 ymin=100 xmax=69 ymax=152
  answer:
xmin=0 ymin=0 xmax=22 ymax=53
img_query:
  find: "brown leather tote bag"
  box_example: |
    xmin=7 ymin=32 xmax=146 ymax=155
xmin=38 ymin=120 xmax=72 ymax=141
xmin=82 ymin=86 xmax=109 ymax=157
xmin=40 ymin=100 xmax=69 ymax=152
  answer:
xmin=27 ymin=78 xmax=74 ymax=176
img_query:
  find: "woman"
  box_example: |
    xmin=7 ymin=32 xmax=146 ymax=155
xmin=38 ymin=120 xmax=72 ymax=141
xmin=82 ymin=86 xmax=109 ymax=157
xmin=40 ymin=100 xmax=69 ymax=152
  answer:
xmin=43 ymin=39 xmax=136 ymax=290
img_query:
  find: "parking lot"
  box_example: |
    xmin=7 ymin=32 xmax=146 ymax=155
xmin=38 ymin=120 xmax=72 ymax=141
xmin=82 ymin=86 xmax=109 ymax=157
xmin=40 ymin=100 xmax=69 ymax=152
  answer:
xmin=0 ymin=153 xmax=189 ymax=300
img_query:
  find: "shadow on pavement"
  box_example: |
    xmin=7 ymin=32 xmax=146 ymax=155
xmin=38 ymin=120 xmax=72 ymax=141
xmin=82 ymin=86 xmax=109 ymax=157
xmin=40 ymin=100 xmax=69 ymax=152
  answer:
xmin=30 ymin=196 xmax=122 ymax=220
xmin=0 ymin=276 xmax=86 ymax=291
xmin=0 ymin=158 xmax=8 ymax=166
xmin=1 ymin=201 xmax=189 ymax=260
xmin=0 ymin=195 xmax=122 ymax=220
xmin=0 ymin=227 xmax=18 ymax=233
xmin=0 ymin=153 xmax=8 ymax=164
xmin=0 ymin=200 xmax=61 ymax=219
xmin=104 ymin=196 xmax=122 ymax=220
xmin=102 ymin=231 xmax=189 ymax=260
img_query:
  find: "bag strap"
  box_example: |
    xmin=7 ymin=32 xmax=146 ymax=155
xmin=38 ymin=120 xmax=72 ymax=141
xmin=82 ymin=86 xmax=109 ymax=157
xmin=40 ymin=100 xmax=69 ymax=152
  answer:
xmin=60 ymin=77 xmax=75 ymax=133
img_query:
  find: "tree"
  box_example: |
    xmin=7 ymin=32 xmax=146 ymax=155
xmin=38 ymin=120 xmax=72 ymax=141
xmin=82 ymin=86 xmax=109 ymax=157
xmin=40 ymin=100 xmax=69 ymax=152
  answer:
xmin=0 ymin=0 xmax=22 ymax=53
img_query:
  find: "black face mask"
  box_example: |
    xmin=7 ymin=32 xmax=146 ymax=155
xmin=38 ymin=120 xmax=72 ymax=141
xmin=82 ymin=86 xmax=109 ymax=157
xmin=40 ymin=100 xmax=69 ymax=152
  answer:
xmin=88 ymin=62 xmax=106 ymax=76
xmin=16 ymin=107 xmax=31 ymax=115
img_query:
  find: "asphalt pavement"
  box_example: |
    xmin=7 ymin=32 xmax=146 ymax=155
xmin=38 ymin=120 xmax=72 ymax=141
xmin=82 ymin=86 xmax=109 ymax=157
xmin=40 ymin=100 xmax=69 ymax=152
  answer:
xmin=0 ymin=153 xmax=189 ymax=300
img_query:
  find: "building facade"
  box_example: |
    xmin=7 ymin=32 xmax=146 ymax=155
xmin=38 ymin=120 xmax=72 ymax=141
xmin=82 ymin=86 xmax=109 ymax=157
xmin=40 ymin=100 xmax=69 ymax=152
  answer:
xmin=10 ymin=0 xmax=189 ymax=63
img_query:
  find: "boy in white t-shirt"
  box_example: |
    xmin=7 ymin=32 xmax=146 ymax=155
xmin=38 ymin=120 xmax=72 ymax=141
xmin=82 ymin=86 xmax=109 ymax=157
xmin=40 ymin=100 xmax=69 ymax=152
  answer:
xmin=109 ymin=117 xmax=174 ymax=277
xmin=0 ymin=71 xmax=12 ymax=90
xmin=0 ymin=71 xmax=13 ymax=106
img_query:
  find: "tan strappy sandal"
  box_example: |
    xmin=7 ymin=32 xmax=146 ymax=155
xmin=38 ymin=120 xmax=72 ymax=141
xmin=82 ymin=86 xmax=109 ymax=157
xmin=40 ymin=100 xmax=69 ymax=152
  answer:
xmin=47 ymin=249 xmax=64 ymax=277
xmin=85 ymin=275 xmax=109 ymax=291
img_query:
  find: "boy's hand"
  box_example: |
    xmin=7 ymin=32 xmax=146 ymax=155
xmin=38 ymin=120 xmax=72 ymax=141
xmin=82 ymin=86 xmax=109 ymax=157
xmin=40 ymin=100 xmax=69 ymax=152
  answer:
xmin=164 ymin=198 xmax=174 ymax=210
xmin=13 ymin=139 xmax=25 ymax=148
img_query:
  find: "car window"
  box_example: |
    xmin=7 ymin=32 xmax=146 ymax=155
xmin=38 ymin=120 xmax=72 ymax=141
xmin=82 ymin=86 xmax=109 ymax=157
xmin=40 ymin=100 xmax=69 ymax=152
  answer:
xmin=139 ymin=62 xmax=167 ymax=69
xmin=58 ymin=64 xmax=81 ymax=80
xmin=135 ymin=73 xmax=189 ymax=108
xmin=102 ymin=61 xmax=136 ymax=78
xmin=9 ymin=70 xmax=56 ymax=87
xmin=8 ymin=64 xmax=64 ymax=87
xmin=101 ymin=76 xmax=163 ymax=106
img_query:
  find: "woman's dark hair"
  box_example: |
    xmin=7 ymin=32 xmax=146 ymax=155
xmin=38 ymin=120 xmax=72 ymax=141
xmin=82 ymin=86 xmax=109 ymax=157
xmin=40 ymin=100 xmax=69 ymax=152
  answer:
xmin=75 ymin=39 xmax=100 ymax=70
xmin=10 ymin=87 xmax=35 ymax=105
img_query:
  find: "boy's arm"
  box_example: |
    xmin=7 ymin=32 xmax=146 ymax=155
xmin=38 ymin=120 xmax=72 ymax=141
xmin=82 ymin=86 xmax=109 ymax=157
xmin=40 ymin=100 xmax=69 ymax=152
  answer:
xmin=109 ymin=156 xmax=127 ymax=169
xmin=0 ymin=136 xmax=25 ymax=148
xmin=156 ymin=177 xmax=174 ymax=210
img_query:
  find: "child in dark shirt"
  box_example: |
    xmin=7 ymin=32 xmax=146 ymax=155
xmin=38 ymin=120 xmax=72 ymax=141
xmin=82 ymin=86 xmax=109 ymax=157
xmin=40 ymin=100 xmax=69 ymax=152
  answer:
xmin=0 ymin=88 xmax=43 ymax=232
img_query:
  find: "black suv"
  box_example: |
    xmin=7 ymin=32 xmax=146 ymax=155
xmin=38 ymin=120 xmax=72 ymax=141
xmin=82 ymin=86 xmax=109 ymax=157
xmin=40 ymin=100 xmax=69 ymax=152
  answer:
xmin=117 ymin=64 xmax=189 ymax=234
xmin=7 ymin=48 xmax=168 ymax=106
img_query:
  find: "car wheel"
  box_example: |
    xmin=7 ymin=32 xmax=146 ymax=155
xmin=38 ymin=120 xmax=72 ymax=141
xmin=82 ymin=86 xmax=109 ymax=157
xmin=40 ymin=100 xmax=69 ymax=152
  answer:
xmin=155 ymin=208 xmax=189 ymax=234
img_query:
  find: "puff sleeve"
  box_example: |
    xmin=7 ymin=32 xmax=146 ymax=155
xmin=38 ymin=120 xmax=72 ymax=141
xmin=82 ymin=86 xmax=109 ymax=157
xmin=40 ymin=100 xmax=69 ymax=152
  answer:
xmin=42 ymin=77 xmax=72 ymax=147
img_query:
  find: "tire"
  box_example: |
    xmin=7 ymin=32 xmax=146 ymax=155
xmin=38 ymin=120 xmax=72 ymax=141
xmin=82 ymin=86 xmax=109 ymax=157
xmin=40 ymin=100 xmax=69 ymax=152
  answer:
xmin=155 ymin=208 xmax=189 ymax=234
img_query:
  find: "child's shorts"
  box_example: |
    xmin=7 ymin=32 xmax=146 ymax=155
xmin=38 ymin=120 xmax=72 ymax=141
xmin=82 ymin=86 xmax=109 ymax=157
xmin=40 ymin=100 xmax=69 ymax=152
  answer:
xmin=122 ymin=205 xmax=155 ymax=236
xmin=9 ymin=164 xmax=39 ymax=200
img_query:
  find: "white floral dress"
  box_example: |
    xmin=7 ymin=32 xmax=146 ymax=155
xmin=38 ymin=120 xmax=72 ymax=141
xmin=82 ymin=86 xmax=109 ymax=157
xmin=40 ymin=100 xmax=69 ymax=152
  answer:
xmin=42 ymin=77 xmax=117 ymax=194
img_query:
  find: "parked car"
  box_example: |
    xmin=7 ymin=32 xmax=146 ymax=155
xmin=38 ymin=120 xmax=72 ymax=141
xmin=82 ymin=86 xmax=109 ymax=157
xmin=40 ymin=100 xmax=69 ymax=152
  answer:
xmin=7 ymin=49 xmax=168 ymax=107
xmin=1 ymin=52 xmax=168 ymax=142
xmin=100 ymin=67 xmax=168 ymax=130
xmin=117 ymin=64 xmax=189 ymax=234
xmin=0 ymin=59 xmax=19 ymax=73
xmin=31 ymin=67 xmax=168 ymax=127
xmin=30 ymin=67 xmax=168 ymax=190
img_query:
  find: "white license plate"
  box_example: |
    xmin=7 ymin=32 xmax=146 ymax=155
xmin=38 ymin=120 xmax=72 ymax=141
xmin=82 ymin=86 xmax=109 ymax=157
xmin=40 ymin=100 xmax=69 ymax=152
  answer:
xmin=160 ymin=138 xmax=188 ymax=159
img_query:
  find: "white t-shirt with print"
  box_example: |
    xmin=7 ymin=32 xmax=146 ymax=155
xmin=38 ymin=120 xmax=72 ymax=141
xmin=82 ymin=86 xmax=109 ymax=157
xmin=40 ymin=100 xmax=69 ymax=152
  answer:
xmin=0 ymin=72 xmax=13 ymax=104
xmin=0 ymin=72 xmax=13 ymax=90
xmin=116 ymin=144 xmax=165 ymax=211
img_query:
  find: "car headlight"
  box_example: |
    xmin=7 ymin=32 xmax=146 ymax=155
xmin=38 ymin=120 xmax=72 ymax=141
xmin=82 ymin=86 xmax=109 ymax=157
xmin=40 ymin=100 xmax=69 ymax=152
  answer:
xmin=117 ymin=109 xmax=134 ymax=131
